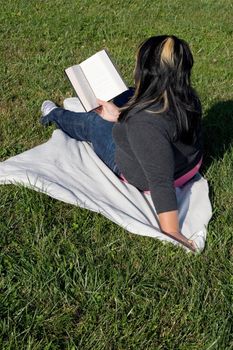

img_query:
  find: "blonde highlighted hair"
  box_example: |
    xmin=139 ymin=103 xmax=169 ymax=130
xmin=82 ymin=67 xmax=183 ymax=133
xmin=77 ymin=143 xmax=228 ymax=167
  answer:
xmin=161 ymin=37 xmax=175 ymax=66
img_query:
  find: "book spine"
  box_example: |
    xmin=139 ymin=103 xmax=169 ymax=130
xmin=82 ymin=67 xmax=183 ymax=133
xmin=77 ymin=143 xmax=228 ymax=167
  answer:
xmin=79 ymin=65 xmax=98 ymax=111
xmin=65 ymin=65 xmax=98 ymax=112
xmin=64 ymin=69 xmax=87 ymax=111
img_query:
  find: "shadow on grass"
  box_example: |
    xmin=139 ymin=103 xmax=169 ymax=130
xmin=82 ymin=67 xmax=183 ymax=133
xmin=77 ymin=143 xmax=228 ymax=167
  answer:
xmin=202 ymin=100 xmax=233 ymax=173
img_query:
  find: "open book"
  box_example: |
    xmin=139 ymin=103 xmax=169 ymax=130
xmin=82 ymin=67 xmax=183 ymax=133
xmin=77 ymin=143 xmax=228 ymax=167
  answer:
xmin=65 ymin=50 xmax=128 ymax=112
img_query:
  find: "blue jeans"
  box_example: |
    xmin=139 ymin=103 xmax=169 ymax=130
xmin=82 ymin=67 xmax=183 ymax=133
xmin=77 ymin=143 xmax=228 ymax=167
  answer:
xmin=41 ymin=108 xmax=121 ymax=175
xmin=40 ymin=89 xmax=134 ymax=176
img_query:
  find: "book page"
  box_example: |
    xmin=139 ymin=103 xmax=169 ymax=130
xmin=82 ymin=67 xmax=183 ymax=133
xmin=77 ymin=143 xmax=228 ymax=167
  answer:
xmin=65 ymin=65 xmax=98 ymax=111
xmin=80 ymin=50 xmax=128 ymax=101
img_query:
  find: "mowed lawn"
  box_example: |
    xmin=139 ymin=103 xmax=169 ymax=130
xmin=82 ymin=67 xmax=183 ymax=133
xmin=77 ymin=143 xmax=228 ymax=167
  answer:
xmin=0 ymin=0 xmax=233 ymax=349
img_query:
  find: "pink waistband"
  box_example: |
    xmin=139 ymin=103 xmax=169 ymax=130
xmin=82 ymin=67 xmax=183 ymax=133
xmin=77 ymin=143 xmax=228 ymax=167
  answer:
xmin=174 ymin=156 xmax=203 ymax=187
xmin=120 ymin=157 xmax=203 ymax=191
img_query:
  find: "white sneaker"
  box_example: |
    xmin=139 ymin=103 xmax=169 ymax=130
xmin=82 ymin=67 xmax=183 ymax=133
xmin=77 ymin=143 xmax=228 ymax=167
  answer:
xmin=41 ymin=100 xmax=58 ymax=117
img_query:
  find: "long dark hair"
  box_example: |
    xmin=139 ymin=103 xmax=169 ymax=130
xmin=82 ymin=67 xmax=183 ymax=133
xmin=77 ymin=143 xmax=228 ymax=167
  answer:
xmin=119 ymin=35 xmax=202 ymax=144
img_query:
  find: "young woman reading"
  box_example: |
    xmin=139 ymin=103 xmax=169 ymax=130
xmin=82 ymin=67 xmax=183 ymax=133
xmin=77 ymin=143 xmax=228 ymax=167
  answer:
xmin=40 ymin=35 xmax=203 ymax=252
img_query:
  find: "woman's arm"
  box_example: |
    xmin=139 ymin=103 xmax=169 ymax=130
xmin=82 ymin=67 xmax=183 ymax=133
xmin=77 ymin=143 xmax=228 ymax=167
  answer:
xmin=126 ymin=118 xmax=197 ymax=251
xmin=158 ymin=210 xmax=197 ymax=251
xmin=158 ymin=210 xmax=180 ymax=233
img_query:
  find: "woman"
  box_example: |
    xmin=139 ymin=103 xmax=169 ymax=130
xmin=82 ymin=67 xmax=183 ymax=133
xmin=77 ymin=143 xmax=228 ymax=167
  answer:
xmin=41 ymin=35 xmax=203 ymax=252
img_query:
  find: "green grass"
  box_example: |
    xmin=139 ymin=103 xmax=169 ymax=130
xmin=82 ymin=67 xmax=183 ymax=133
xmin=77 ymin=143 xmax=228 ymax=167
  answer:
xmin=0 ymin=0 xmax=233 ymax=349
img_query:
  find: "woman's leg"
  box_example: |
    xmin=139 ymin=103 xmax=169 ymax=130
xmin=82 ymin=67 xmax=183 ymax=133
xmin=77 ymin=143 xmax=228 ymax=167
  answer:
xmin=40 ymin=107 xmax=121 ymax=175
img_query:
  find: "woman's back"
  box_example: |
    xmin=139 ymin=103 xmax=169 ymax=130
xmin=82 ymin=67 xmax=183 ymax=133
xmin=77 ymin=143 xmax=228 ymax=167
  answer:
xmin=113 ymin=104 xmax=203 ymax=214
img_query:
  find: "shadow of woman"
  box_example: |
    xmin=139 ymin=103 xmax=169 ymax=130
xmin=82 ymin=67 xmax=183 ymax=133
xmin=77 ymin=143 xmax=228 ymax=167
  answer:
xmin=202 ymin=100 xmax=233 ymax=173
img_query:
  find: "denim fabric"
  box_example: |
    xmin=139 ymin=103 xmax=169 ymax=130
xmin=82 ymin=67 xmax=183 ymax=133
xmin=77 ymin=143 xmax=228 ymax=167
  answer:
xmin=40 ymin=89 xmax=135 ymax=175
xmin=41 ymin=108 xmax=121 ymax=175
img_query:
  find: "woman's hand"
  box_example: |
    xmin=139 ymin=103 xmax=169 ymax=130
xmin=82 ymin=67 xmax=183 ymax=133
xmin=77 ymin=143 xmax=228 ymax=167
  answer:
xmin=95 ymin=99 xmax=120 ymax=122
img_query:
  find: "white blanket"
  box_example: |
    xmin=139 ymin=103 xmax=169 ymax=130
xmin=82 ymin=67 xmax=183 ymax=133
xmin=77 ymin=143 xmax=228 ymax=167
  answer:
xmin=0 ymin=98 xmax=212 ymax=252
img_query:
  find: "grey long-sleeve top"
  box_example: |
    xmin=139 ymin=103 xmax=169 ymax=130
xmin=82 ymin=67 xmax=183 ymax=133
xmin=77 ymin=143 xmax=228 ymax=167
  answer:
xmin=112 ymin=107 xmax=203 ymax=214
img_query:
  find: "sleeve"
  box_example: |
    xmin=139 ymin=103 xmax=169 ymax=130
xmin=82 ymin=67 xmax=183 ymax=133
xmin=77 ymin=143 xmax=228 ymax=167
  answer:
xmin=126 ymin=118 xmax=177 ymax=214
